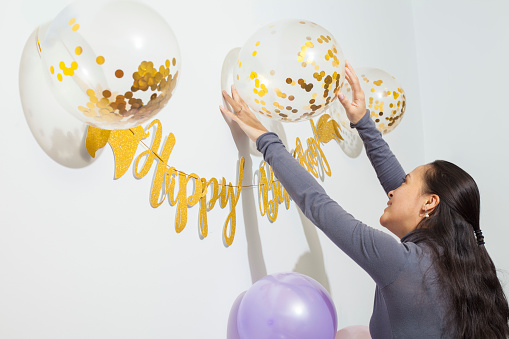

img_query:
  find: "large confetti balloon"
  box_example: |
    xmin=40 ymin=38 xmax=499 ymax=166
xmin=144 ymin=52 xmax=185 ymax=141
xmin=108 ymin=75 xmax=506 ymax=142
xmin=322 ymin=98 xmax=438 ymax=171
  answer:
xmin=233 ymin=19 xmax=345 ymax=122
xmin=20 ymin=28 xmax=101 ymax=168
xmin=38 ymin=0 xmax=181 ymax=130
xmin=342 ymin=67 xmax=406 ymax=134
xmin=237 ymin=272 xmax=337 ymax=339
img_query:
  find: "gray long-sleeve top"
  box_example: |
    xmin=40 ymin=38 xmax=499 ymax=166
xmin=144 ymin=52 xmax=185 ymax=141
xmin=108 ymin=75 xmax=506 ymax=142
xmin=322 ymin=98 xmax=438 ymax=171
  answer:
xmin=256 ymin=111 xmax=447 ymax=338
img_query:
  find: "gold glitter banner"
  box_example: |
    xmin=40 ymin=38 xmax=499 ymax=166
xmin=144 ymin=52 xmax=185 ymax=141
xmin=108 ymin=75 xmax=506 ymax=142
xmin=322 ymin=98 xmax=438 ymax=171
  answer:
xmin=258 ymin=113 xmax=341 ymax=222
xmin=85 ymin=113 xmax=342 ymax=245
xmin=86 ymin=119 xmax=243 ymax=246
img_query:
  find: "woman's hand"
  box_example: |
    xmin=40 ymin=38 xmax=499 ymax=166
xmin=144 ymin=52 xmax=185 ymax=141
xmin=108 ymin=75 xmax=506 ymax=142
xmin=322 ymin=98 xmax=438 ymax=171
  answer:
xmin=337 ymin=60 xmax=367 ymax=125
xmin=220 ymin=86 xmax=269 ymax=143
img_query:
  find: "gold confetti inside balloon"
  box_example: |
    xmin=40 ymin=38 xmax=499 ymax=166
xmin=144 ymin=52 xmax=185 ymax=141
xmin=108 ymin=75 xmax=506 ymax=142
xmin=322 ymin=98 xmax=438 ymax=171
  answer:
xmin=38 ymin=0 xmax=181 ymax=130
xmin=233 ymin=20 xmax=345 ymax=123
xmin=342 ymin=67 xmax=406 ymax=134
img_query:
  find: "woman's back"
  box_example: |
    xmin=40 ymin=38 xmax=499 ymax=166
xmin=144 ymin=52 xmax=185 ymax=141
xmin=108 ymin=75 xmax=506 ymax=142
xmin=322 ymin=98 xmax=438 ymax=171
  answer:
xmin=370 ymin=240 xmax=446 ymax=338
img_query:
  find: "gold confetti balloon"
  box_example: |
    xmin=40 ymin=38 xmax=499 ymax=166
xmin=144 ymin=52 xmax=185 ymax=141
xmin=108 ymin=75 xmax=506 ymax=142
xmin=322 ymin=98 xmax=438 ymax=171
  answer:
xmin=342 ymin=67 xmax=406 ymax=134
xmin=233 ymin=20 xmax=345 ymax=122
xmin=38 ymin=0 xmax=181 ymax=130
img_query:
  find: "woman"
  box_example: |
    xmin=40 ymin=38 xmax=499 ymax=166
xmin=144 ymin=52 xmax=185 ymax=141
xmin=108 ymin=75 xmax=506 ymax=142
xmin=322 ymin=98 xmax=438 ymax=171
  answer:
xmin=219 ymin=61 xmax=509 ymax=338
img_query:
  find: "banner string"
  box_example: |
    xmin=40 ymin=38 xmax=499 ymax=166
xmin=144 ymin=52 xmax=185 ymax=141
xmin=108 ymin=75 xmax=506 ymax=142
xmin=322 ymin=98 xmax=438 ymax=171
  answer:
xmin=130 ymin=128 xmax=270 ymax=189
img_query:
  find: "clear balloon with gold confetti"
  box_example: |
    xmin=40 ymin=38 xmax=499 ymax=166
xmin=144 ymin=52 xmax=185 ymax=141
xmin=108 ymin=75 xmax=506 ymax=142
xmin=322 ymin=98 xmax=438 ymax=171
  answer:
xmin=341 ymin=67 xmax=406 ymax=134
xmin=37 ymin=0 xmax=181 ymax=130
xmin=233 ymin=19 xmax=345 ymax=123
xmin=326 ymin=100 xmax=363 ymax=158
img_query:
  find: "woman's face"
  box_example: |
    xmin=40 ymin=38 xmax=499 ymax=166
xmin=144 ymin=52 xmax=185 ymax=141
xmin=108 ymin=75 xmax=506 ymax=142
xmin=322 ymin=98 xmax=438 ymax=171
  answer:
xmin=380 ymin=165 xmax=430 ymax=238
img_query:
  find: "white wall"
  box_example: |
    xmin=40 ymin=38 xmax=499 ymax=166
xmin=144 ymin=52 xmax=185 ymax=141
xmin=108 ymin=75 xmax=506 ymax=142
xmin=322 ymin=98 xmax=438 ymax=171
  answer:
xmin=7 ymin=0 xmax=504 ymax=338
xmin=412 ymin=0 xmax=509 ymax=291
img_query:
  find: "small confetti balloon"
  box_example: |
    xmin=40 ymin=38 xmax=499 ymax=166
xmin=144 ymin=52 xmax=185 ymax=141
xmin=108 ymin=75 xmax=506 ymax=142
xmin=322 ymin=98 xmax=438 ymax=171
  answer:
xmin=342 ymin=67 xmax=406 ymax=134
xmin=326 ymin=100 xmax=363 ymax=158
xmin=38 ymin=0 xmax=181 ymax=130
xmin=233 ymin=19 xmax=345 ymax=123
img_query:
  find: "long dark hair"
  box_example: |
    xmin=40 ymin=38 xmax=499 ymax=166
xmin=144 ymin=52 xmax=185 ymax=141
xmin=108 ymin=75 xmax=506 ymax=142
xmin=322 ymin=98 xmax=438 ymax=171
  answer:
xmin=404 ymin=160 xmax=509 ymax=338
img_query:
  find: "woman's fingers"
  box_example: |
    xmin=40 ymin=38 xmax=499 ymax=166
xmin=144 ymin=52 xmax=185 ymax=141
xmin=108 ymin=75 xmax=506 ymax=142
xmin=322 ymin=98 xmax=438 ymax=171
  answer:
xmin=231 ymin=85 xmax=244 ymax=104
xmin=342 ymin=69 xmax=363 ymax=106
xmin=230 ymin=85 xmax=240 ymax=102
xmin=345 ymin=61 xmax=364 ymax=101
xmin=231 ymin=85 xmax=250 ymax=113
xmin=337 ymin=92 xmax=351 ymax=108
xmin=222 ymin=90 xmax=242 ymax=114
xmin=344 ymin=65 xmax=355 ymax=89
xmin=220 ymin=91 xmax=269 ymax=142
xmin=222 ymin=90 xmax=234 ymax=105
xmin=219 ymin=105 xmax=242 ymax=126
xmin=219 ymin=104 xmax=234 ymax=119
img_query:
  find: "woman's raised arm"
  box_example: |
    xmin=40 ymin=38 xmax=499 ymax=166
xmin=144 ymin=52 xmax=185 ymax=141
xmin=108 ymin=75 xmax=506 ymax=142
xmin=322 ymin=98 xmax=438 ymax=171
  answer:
xmin=338 ymin=61 xmax=405 ymax=194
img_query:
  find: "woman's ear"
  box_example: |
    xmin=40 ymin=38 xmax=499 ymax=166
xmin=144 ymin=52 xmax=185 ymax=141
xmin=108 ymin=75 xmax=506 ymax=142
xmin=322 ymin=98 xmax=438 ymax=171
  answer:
xmin=425 ymin=194 xmax=440 ymax=214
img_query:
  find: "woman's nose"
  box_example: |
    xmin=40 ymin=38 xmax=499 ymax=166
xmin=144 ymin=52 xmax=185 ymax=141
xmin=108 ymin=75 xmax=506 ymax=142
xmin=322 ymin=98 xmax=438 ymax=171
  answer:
xmin=388 ymin=191 xmax=394 ymax=198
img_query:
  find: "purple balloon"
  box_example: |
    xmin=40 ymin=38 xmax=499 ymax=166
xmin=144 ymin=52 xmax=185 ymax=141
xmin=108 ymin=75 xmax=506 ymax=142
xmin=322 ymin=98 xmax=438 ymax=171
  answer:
xmin=227 ymin=291 xmax=246 ymax=339
xmin=237 ymin=273 xmax=337 ymax=339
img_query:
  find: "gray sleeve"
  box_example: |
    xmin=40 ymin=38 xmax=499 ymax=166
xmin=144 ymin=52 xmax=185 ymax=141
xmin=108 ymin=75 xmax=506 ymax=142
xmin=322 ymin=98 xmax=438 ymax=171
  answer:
xmin=352 ymin=111 xmax=406 ymax=194
xmin=256 ymin=132 xmax=410 ymax=288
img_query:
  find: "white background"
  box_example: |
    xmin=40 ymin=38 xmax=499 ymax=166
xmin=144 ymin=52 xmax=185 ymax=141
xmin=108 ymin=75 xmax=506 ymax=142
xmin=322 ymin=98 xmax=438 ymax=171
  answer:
xmin=1 ymin=0 xmax=508 ymax=338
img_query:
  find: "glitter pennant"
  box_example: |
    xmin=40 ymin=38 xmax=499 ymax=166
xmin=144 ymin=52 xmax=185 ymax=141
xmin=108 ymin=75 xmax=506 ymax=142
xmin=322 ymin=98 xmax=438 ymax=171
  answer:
xmin=83 ymin=112 xmax=348 ymax=245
